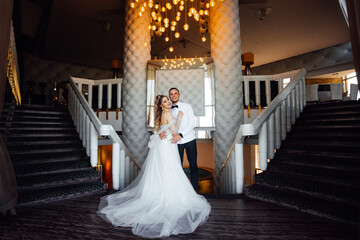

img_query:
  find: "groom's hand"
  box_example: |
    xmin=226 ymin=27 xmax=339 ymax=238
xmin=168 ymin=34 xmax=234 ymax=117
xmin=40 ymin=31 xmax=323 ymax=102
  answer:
xmin=170 ymin=134 xmax=181 ymax=144
xmin=159 ymin=131 xmax=167 ymax=140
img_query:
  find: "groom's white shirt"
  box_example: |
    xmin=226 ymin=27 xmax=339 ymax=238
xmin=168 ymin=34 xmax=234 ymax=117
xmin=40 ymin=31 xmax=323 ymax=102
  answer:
xmin=170 ymin=101 xmax=196 ymax=144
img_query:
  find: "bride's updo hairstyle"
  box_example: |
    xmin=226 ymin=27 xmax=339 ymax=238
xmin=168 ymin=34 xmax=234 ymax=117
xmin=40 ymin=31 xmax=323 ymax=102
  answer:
xmin=154 ymin=95 xmax=167 ymax=132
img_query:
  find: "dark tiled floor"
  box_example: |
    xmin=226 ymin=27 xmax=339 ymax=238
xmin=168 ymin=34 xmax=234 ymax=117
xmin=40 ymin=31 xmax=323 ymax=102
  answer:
xmin=0 ymin=192 xmax=358 ymax=240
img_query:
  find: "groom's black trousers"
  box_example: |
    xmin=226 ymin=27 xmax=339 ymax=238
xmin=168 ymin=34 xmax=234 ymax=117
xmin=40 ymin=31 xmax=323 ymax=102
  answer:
xmin=178 ymin=139 xmax=198 ymax=190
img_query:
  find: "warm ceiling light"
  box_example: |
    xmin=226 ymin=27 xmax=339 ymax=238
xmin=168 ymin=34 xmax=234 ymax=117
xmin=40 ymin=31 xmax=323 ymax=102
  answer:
xmin=202 ymin=36 xmax=206 ymax=42
xmin=165 ymin=36 xmax=169 ymax=42
xmin=175 ymin=32 xmax=180 ymax=38
xmin=183 ymin=23 xmax=189 ymax=31
xmin=169 ymin=46 xmax=174 ymax=52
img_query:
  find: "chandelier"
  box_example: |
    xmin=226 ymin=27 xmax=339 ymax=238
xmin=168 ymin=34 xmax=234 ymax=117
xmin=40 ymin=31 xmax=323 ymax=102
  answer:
xmin=130 ymin=0 xmax=221 ymax=52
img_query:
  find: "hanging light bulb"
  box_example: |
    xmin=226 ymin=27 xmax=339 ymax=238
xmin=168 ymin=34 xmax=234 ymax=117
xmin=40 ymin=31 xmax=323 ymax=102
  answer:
xmin=183 ymin=23 xmax=189 ymax=31
xmin=179 ymin=5 xmax=184 ymax=11
xmin=202 ymin=35 xmax=206 ymax=42
xmin=157 ymin=15 xmax=162 ymax=21
xmin=154 ymin=3 xmax=160 ymax=9
xmin=188 ymin=12 xmax=192 ymax=17
xmin=177 ymin=11 xmax=181 ymax=16
xmin=161 ymin=7 xmax=166 ymax=12
xmin=164 ymin=22 xmax=169 ymax=28
xmin=139 ymin=11 xmax=142 ymax=16
xmin=149 ymin=2 xmax=154 ymax=8
xmin=166 ymin=3 xmax=172 ymax=9
xmin=165 ymin=36 xmax=169 ymax=42
xmin=169 ymin=46 xmax=174 ymax=52
xmin=171 ymin=21 xmax=177 ymax=26
xmin=152 ymin=25 xmax=156 ymax=31
xmin=175 ymin=32 xmax=180 ymax=38
xmin=151 ymin=11 xmax=156 ymax=18
xmin=176 ymin=16 xmax=180 ymax=21
xmin=160 ymin=27 xmax=165 ymax=32
xmin=170 ymin=25 xmax=176 ymax=31
xmin=204 ymin=10 xmax=209 ymax=15
xmin=164 ymin=18 xmax=169 ymax=24
xmin=130 ymin=2 xmax=135 ymax=8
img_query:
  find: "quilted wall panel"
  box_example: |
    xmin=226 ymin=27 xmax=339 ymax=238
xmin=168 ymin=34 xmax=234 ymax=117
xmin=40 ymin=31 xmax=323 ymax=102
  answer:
xmin=23 ymin=53 xmax=112 ymax=104
xmin=251 ymin=42 xmax=354 ymax=77
xmin=121 ymin=0 xmax=151 ymax=165
xmin=210 ymin=0 xmax=243 ymax=178
xmin=156 ymin=69 xmax=205 ymax=116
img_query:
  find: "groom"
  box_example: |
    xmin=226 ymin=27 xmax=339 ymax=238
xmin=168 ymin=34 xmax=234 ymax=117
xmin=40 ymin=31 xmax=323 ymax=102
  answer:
xmin=168 ymin=87 xmax=198 ymax=191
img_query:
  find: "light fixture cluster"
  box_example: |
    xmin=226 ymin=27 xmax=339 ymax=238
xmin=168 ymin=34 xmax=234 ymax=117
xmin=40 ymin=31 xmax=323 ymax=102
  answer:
xmin=159 ymin=56 xmax=206 ymax=69
xmin=130 ymin=0 xmax=220 ymax=52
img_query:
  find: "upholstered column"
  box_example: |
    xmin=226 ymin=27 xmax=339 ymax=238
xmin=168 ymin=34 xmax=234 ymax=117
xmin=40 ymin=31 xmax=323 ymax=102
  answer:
xmin=122 ymin=0 xmax=151 ymax=165
xmin=210 ymin=0 xmax=243 ymax=180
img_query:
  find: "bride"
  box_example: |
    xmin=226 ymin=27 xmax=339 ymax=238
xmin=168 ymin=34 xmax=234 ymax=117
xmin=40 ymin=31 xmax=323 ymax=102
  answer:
xmin=97 ymin=95 xmax=211 ymax=238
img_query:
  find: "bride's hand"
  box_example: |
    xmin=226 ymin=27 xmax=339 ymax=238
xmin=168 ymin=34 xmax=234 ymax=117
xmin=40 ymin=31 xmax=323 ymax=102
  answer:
xmin=177 ymin=111 xmax=183 ymax=118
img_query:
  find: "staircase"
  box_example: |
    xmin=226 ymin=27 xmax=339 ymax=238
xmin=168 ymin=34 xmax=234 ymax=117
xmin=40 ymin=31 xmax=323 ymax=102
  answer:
xmin=245 ymin=101 xmax=360 ymax=224
xmin=1 ymin=103 xmax=105 ymax=206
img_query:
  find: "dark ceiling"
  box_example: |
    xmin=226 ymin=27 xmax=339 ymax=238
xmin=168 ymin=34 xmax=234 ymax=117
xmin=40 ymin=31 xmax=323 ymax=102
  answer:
xmin=15 ymin=0 xmax=349 ymax=72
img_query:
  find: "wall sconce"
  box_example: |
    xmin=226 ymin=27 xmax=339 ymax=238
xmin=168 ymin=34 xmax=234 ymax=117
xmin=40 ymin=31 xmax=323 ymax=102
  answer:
xmin=241 ymin=52 xmax=254 ymax=75
xmin=110 ymin=59 xmax=122 ymax=78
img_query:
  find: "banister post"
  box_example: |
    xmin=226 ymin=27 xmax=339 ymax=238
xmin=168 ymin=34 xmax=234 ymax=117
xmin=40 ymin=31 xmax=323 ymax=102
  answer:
xmin=259 ymin=121 xmax=268 ymax=170
xmin=112 ymin=142 xmax=120 ymax=190
xmin=90 ymin=123 xmax=98 ymax=167
xmin=234 ymin=143 xmax=244 ymax=194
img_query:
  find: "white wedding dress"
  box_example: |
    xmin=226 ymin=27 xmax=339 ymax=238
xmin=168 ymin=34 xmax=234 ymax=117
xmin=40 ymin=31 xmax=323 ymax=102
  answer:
xmin=97 ymin=120 xmax=211 ymax=238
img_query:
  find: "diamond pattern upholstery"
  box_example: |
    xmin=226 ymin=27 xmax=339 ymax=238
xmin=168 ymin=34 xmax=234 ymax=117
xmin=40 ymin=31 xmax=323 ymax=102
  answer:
xmin=156 ymin=69 xmax=205 ymax=116
xmin=121 ymin=0 xmax=151 ymax=165
xmin=210 ymin=0 xmax=243 ymax=177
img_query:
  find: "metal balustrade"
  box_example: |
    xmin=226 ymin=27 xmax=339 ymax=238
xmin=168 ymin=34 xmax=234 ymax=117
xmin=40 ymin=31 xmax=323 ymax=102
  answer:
xmin=68 ymin=76 xmax=140 ymax=190
xmin=217 ymin=68 xmax=307 ymax=194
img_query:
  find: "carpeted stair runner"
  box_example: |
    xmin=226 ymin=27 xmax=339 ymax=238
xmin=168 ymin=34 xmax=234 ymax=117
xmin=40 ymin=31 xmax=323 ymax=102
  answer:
xmin=245 ymin=101 xmax=360 ymax=225
xmin=1 ymin=103 xmax=105 ymax=206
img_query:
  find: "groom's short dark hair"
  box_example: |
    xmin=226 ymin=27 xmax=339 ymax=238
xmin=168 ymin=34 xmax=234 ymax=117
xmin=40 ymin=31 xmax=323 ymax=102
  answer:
xmin=169 ymin=87 xmax=180 ymax=94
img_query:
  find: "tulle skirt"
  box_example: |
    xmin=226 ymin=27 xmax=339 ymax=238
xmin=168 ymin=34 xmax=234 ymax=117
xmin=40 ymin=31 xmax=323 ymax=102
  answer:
xmin=97 ymin=131 xmax=211 ymax=238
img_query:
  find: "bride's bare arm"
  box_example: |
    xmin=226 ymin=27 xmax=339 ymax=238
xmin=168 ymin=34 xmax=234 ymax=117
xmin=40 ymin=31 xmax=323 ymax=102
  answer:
xmin=170 ymin=111 xmax=183 ymax=134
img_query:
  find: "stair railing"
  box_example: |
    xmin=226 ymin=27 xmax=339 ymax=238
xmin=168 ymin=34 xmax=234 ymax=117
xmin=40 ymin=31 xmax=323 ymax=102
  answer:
xmin=68 ymin=76 xmax=141 ymax=190
xmin=217 ymin=68 xmax=307 ymax=194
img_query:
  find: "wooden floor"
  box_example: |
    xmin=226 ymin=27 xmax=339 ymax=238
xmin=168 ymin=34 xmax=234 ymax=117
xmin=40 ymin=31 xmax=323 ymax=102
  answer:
xmin=0 ymin=192 xmax=358 ymax=240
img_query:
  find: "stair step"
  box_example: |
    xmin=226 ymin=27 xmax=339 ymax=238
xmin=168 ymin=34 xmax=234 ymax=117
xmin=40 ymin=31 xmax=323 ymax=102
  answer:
xmin=254 ymin=172 xmax=360 ymax=207
xmin=304 ymin=101 xmax=360 ymax=112
xmin=245 ymin=184 xmax=359 ymax=225
xmin=17 ymin=104 xmax=68 ymax=111
xmin=12 ymin=109 xmax=69 ymax=116
xmin=10 ymin=148 xmax=87 ymax=161
xmin=287 ymin=131 xmax=360 ymax=140
xmin=8 ymin=147 xmax=85 ymax=155
xmin=7 ymin=115 xmax=72 ymax=121
xmin=274 ymin=150 xmax=360 ymax=168
xmin=7 ymin=133 xmax=80 ymax=138
xmin=281 ymin=141 xmax=360 ymax=153
xmin=8 ymin=128 xmax=78 ymax=134
xmin=297 ymin=117 xmax=360 ymax=126
xmin=12 ymin=155 xmax=90 ymax=165
xmin=16 ymin=182 xmax=105 ymax=206
xmin=14 ymin=160 xmax=92 ymax=177
xmin=6 ymin=139 xmax=81 ymax=146
xmin=6 ymin=135 xmax=80 ymax=143
xmin=16 ymin=169 xmax=101 ymax=191
xmin=266 ymin=162 xmax=360 ymax=185
xmin=10 ymin=122 xmax=75 ymax=128
xmin=7 ymin=142 xmax=83 ymax=151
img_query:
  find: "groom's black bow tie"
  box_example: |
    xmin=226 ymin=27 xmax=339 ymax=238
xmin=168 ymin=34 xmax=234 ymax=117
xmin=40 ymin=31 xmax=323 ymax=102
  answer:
xmin=171 ymin=105 xmax=178 ymax=109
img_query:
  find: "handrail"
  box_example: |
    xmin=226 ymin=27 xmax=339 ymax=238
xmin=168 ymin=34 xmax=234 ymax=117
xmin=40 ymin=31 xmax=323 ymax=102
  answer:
xmin=7 ymin=20 xmax=21 ymax=105
xmin=68 ymin=77 xmax=141 ymax=190
xmin=217 ymin=68 xmax=306 ymax=193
